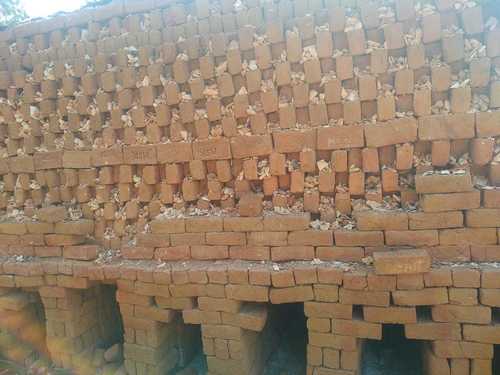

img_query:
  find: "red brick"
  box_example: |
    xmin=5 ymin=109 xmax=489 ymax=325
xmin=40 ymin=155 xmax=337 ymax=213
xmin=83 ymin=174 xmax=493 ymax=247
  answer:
xmin=415 ymin=171 xmax=473 ymax=193
xmin=364 ymin=306 xmax=417 ymax=324
xmin=269 ymin=285 xmax=314 ymax=303
xmin=273 ymin=129 xmax=316 ymax=153
xmin=230 ymin=135 xmax=273 ymax=158
xmin=393 ymin=288 xmax=449 ymax=305
xmin=317 ymin=125 xmax=364 ymax=150
xmin=316 ymin=246 xmax=364 ymax=262
xmin=354 ymin=210 xmax=408 ymax=230
xmin=334 ymin=231 xmax=384 ymax=246
xmin=271 ymin=246 xmax=314 ymax=261
xmin=418 ymin=113 xmax=475 ymax=140
xmin=405 ymin=322 xmax=462 ymax=340
xmin=262 ymin=213 xmax=310 ymax=231
xmin=339 ymin=289 xmax=390 ymax=307
xmin=432 ymin=305 xmax=491 ymax=324
xmin=432 ymin=340 xmax=493 ymax=359
xmin=409 ymin=212 xmax=463 ymax=229
xmin=422 ymin=191 xmax=480 ymax=212
xmin=440 ymin=228 xmax=497 ymax=245
xmin=365 ymin=118 xmax=417 ymax=147
xmin=373 ymin=249 xmax=431 ymax=275
xmin=385 ymin=230 xmax=439 ymax=246
xmin=332 ymin=319 xmax=382 ymax=339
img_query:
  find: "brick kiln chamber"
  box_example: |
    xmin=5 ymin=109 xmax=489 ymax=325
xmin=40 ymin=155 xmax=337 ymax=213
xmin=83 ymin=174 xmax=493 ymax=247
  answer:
xmin=0 ymin=0 xmax=500 ymax=374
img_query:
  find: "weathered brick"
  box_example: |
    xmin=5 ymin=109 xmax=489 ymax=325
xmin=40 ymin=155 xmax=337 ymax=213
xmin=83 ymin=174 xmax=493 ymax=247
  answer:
xmin=373 ymin=249 xmax=431 ymax=275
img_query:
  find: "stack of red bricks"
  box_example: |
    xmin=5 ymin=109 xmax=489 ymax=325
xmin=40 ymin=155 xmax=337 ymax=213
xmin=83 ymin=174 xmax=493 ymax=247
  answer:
xmin=0 ymin=0 xmax=499 ymax=374
xmin=1 ymin=254 xmax=500 ymax=374
xmin=0 ymin=0 xmax=498 ymax=253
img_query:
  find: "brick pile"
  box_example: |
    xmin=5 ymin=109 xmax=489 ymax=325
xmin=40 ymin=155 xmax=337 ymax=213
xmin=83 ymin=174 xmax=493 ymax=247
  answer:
xmin=0 ymin=0 xmax=499 ymax=374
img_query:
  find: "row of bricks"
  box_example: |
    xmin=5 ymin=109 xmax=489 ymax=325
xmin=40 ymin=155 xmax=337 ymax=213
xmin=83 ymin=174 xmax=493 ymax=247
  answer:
xmin=3 ymin=0 xmax=496 ymax=42
xmin=4 ymin=36 xmax=498 ymax=101
xmin=3 ymin=229 xmax=500 ymax=262
xmin=2 ymin=112 xmax=500 ymax=174
xmin=5 ymin=256 xmax=500 ymax=297
xmin=1 ymin=1 xmax=497 ymax=73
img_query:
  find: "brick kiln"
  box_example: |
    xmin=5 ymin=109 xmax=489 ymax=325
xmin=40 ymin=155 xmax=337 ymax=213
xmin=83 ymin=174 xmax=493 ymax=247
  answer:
xmin=0 ymin=0 xmax=500 ymax=374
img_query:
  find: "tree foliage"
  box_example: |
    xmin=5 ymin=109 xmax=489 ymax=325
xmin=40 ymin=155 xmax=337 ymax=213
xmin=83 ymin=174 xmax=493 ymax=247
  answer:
xmin=0 ymin=0 xmax=27 ymax=29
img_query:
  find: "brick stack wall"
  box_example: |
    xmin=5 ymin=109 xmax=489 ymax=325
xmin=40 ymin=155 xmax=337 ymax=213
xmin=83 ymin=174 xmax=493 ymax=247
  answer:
xmin=0 ymin=0 xmax=499 ymax=374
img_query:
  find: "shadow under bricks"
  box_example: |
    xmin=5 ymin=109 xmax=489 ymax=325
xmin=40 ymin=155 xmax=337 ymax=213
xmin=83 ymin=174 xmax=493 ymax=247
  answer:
xmin=494 ymin=345 xmax=500 ymax=375
xmin=96 ymin=284 xmax=124 ymax=349
xmin=361 ymin=324 xmax=423 ymax=375
xmin=263 ymin=303 xmax=307 ymax=375
xmin=169 ymin=322 xmax=206 ymax=375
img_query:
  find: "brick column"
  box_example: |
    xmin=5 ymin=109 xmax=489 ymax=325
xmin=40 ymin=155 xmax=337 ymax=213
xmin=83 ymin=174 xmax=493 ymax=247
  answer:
xmin=190 ymin=297 xmax=270 ymax=375
xmin=0 ymin=288 xmax=48 ymax=367
xmin=39 ymin=286 xmax=103 ymax=373
xmin=116 ymin=285 xmax=199 ymax=375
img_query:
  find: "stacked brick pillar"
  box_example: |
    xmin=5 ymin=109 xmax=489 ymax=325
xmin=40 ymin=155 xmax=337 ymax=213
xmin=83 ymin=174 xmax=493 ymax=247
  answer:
xmin=0 ymin=289 xmax=47 ymax=367
xmin=40 ymin=284 xmax=107 ymax=373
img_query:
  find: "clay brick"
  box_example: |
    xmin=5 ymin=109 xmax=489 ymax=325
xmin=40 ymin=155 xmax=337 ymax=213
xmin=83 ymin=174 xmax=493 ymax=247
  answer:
xmin=156 ymin=142 xmax=193 ymax=163
xmin=392 ymin=288 xmax=449 ymax=305
xmin=225 ymin=284 xmax=268 ymax=302
xmin=354 ymin=210 xmax=408 ymax=231
xmin=334 ymin=231 xmax=384 ymax=246
xmin=339 ymin=289 xmax=390 ymax=307
xmin=262 ymin=213 xmax=310 ymax=231
xmin=405 ymin=322 xmax=462 ymax=340
xmin=304 ymin=302 xmax=352 ymax=319
xmin=463 ymin=325 xmax=500 ymax=344
xmin=229 ymin=246 xmax=270 ymax=261
xmin=150 ymin=218 xmax=185 ymax=233
xmin=409 ymin=212 xmax=463 ymax=229
xmin=288 ymin=231 xmax=333 ymax=246
xmin=317 ymin=125 xmax=364 ymax=150
xmin=63 ymin=245 xmax=98 ymax=260
xmin=373 ymin=249 xmax=431 ymax=275
xmin=483 ymin=189 xmax=500 ymax=208
xmin=385 ymin=230 xmax=439 ymax=246
xmin=418 ymin=113 xmax=475 ymax=140
xmin=364 ymin=306 xmax=417 ymax=324
xmin=421 ymin=191 xmax=480 ymax=212
xmin=62 ymin=151 xmax=93 ymax=168
xmin=440 ymin=228 xmax=497 ymax=245
xmin=192 ymin=138 xmax=231 ymax=160
xmin=273 ymin=129 xmax=316 ymax=153
xmin=230 ymin=135 xmax=273 ymax=158
xmin=206 ymin=232 xmax=245 ymax=246
xmin=364 ymin=118 xmax=417 ymax=147
xmin=415 ymin=171 xmax=473 ymax=194
xmin=466 ymin=209 xmax=500 ymax=227
xmin=332 ymin=319 xmax=382 ymax=340
xmin=476 ymin=111 xmax=500 ymax=137
xmin=122 ymin=246 xmax=154 ymax=260
xmin=191 ymin=245 xmax=228 ymax=260
xmin=432 ymin=340 xmax=493 ymax=359
xmin=269 ymin=285 xmax=314 ymax=304
xmin=54 ymin=220 xmax=94 ymax=235
xmin=432 ymin=305 xmax=491 ymax=324
xmin=313 ymin=284 xmax=339 ymax=302
xmin=37 ymin=206 xmax=67 ymax=223
xmin=238 ymin=193 xmax=263 ymax=217
xmin=223 ymin=217 xmax=263 ymax=231
xmin=271 ymin=246 xmax=314 ymax=261
xmin=123 ymin=145 xmax=157 ymax=164
xmin=316 ymin=247 xmax=364 ymax=262
xmin=248 ymin=232 xmax=287 ymax=246
xmin=424 ymin=268 xmax=452 ymax=287
xmin=308 ymin=333 xmax=357 ymax=351
xmin=155 ymin=246 xmax=190 ymax=261
xmin=185 ymin=217 xmax=223 ymax=232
